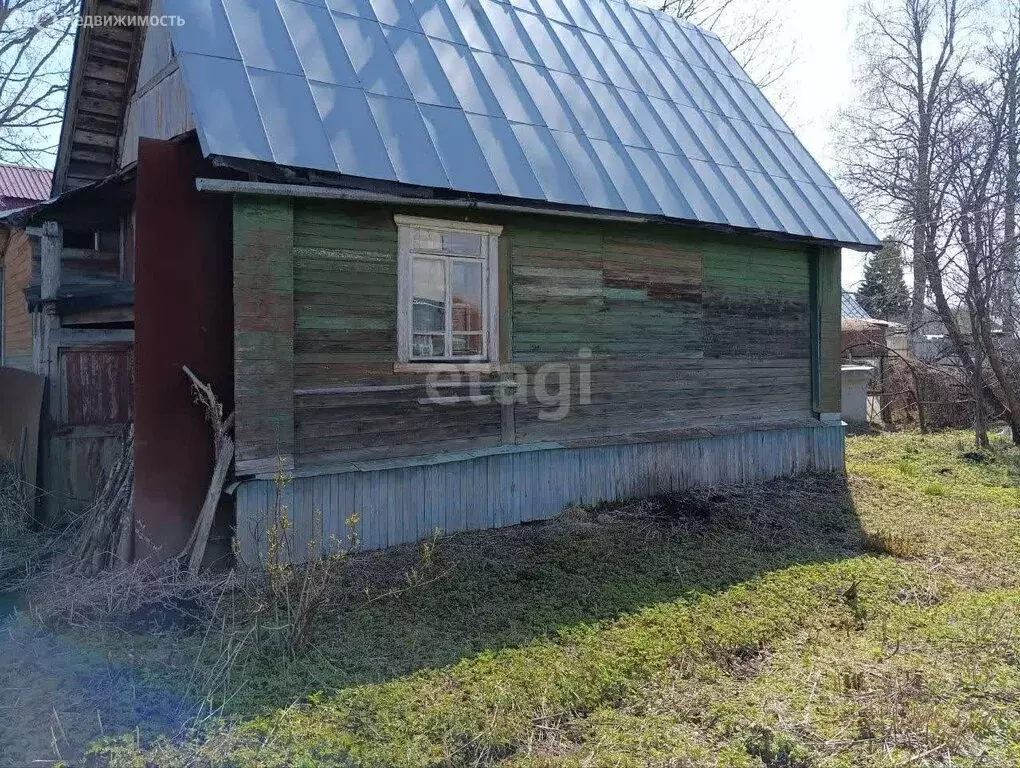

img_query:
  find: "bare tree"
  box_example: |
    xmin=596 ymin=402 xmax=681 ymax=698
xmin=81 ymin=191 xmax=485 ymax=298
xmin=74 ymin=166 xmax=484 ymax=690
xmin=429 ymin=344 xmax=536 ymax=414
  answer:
xmin=952 ymin=78 xmax=1010 ymax=442
xmin=839 ymin=0 xmax=973 ymax=331
xmin=995 ymin=2 xmax=1020 ymax=334
xmin=842 ymin=0 xmax=1020 ymax=443
xmin=927 ymin=25 xmax=1020 ymax=443
xmin=0 ymin=0 xmax=76 ymax=164
xmin=657 ymin=0 xmax=796 ymax=91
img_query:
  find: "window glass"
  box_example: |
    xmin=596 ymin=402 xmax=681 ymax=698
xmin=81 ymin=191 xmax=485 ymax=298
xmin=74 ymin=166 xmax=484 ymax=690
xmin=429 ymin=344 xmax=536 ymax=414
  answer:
xmin=413 ymin=228 xmax=483 ymax=256
xmin=413 ymin=333 xmax=446 ymax=358
xmin=451 ymin=260 xmax=483 ymax=332
xmin=452 ymin=259 xmax=484 ymax=357
xmin=452 ymin=333 xmax=483 ymax=356
xmin=412 ymin=257 xmax=446 ymax=358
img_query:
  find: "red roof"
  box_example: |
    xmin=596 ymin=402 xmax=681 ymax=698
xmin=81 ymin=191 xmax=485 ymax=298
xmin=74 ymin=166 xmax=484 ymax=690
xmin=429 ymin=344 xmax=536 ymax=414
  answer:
xmin=0 ymin=162 xmax=51 ymax=208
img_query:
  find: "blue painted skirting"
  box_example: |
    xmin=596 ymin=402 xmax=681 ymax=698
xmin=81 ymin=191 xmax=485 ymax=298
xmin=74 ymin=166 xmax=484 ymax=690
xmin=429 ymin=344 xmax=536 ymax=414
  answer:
xmin=235 ymin=424 xmax=845 ymax=565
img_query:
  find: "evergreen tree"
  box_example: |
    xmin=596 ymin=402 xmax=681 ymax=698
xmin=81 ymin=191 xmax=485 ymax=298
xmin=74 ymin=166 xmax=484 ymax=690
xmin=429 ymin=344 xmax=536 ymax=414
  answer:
xmin=857 ymin=238 xmax=910 ymax=320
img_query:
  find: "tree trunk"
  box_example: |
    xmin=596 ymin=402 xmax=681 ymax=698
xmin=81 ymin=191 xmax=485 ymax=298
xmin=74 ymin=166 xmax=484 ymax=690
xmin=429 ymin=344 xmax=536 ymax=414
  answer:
xmin=911 ymin=128 xmax=931 ymax=331
xmin=971 ymin=308 xmax=990 ymax=448
xmin=977 ymin=303 xmax=1020 ymax=444
xmin=1004 ymin=58 xmax=1018 ymax=338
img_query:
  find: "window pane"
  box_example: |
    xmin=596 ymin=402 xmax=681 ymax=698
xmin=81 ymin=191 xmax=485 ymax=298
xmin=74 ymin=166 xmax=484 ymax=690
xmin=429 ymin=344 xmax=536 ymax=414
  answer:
xmin=452 ymin=333 xmax=483 ymax=357
xmin=412 ymin=257 xmax=445 ymax=333
xmin=413 ymin=333 xmax=445 ymax=358
xmin=451 ymin=260 xmax=484 ymax=333
xmin=414 ymin=228 xmax=483 ymax=256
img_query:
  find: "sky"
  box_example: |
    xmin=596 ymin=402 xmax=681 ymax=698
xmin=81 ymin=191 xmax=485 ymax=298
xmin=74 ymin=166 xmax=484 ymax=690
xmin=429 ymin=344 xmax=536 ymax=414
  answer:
xmin=764 ymin=0 xmax=873 ymax=291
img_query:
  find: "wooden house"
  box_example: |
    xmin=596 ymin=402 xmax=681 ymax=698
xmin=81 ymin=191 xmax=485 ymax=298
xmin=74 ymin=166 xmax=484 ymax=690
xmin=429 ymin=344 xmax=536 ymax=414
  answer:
xmin=17 ymin=0 xmax=879 ymax=562
xmin=0 ymin=163 xmax=51 ymax=371
xmin=0 ymin=167 xmax=135 ymax=517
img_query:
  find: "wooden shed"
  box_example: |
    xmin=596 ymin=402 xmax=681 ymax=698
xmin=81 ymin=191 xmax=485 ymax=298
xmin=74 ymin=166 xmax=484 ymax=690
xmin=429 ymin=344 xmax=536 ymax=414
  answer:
xmin=28 ymin=0 xmax=879 ymax=562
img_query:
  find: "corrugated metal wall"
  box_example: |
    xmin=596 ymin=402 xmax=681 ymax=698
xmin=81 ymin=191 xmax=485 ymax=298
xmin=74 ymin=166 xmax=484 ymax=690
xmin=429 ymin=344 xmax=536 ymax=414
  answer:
xmin=235 ymin=423 xmax=844 ymax=565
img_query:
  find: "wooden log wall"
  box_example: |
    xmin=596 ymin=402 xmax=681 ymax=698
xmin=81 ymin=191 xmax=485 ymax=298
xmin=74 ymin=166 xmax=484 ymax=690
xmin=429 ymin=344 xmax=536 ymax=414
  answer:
xmin=233 ymin=198 xmax=834 ymax=474
xmin=233 ymin=197 xmax=295 ymax=474
xmin=0 ymin=229 xmax=35 ymax=370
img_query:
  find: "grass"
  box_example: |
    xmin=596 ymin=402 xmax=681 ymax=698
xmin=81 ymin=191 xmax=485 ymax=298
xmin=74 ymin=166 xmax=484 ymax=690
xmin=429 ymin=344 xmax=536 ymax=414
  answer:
xmin=5 ymin=431 xmax=1020 ymax=766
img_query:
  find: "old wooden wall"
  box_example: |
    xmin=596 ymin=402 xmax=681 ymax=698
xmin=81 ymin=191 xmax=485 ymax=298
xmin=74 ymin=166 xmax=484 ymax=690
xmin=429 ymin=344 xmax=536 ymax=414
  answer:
xmin=816 ymin=247 xmax=842 ymax=415
xmin=119 ymin=2 xmax=194 ymax=170
xmin=233 ymin=198 xmax=833 ymax=475
xmin=0 ymin=229 xmax=34 ymax=370
xmin=49 ymin=340 xmax=134 ymax=512
xmin=120 ymin=69 xmax=193 ymax=169
xmin=237 ymin=422 xmax=845 ymax=561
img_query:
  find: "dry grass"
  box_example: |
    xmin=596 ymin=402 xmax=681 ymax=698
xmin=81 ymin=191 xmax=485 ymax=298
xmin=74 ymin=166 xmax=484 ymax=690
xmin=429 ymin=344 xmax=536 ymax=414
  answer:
xmin=0 ymin=459 xmax=29 ymax=529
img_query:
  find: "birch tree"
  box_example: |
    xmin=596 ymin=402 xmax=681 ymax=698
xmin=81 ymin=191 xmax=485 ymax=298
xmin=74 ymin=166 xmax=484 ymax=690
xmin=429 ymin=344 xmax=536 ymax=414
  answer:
xmin=995 ymin=2 xmax=1020 ymax=333
xmin=840 ymin=0 xmax=972 ymax=331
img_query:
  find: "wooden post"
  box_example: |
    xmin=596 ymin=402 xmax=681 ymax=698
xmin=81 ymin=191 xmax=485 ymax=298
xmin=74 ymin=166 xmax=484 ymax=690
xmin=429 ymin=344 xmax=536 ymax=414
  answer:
xmin=40 ymin=220 xmax=61 ymax=301
xmin=39 ymin=221 xmax=63 ymax=521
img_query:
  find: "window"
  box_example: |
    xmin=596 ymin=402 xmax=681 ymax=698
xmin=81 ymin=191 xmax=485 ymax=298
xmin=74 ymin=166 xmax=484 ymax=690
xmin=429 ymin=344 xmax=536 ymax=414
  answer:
xmin=396 ymin=216 xmax=501 ymax=365
xmin=62 ymin=229 xmax=96 ymax=250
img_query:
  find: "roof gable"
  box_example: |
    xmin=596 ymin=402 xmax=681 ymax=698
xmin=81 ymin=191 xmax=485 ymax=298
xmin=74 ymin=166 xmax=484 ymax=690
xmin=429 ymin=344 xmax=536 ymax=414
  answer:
xmin=52 ymin=0 xmax=148 ymax=194
xmin=161 ymin=0 xmax=877 ymax=248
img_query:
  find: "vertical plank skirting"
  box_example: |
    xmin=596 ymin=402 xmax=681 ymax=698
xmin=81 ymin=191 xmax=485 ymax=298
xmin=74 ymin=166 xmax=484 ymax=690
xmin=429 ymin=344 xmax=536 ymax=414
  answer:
xmin=236 ymin=424 xmax=845 ymax=565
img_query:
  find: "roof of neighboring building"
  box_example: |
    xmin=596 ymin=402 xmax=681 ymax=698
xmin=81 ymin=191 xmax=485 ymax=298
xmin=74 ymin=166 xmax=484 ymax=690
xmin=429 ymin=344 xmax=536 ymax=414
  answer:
xmin=165 ymin=0 xmax=880 ymax=249
xmin=842 ymin=291 xmax=873 ymax=321
xmin=0 ymin=163 xmax=51 ymax=208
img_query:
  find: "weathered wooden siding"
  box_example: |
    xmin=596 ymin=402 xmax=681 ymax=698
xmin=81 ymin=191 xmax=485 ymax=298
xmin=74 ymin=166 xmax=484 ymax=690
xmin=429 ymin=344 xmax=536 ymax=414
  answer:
xmin=511 ymin=224 xmax=811 ymax=443
xmin=1 ymin=229 xmax=34 ymax=370
xmin=232 ymin=198 xmax=841 ymax=479
xmin=229 ymin=197 xmax=847 ymax=556
xmin=60 ymin=243 xmax=120 ymax=286
xmin=292 ymin=202 xmax=399 ymax=385
xmin=254 ymin=201 xmax=814 ymax=465
xmin=236 ymin=422 xmax=844 ymax=562
xmin=62 ymin=347 xmax=133 ymax=425
xmin=120 ymin=67 xmax=194 ymax=168
xmin=289 ymin=203 xmax=506 ymax=466
xmin=118 ymin=0 xmax=194 ymax=168
xmin=49 ymin=340 xmax=134 ymax=513
xmin=816 ymin=247 xmax=842 ymax=414
xmin=234 ymin=197 xmax=295 ymax=473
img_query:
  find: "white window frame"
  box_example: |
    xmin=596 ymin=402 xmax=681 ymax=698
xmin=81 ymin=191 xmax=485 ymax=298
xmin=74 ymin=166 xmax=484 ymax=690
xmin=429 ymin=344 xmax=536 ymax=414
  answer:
xmin=396 ymin=215 xmax=502 ymax=369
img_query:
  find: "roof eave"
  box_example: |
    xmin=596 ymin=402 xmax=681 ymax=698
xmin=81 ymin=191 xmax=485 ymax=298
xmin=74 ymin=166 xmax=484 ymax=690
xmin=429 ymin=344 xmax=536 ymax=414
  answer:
xmin=196 ymin=168 xmax=882 ymax=253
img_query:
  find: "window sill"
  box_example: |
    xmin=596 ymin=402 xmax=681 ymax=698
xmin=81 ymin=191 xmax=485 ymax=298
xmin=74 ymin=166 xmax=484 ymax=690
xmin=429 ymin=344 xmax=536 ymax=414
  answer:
xmin=394 ymin=362 xmax=500 ymax=374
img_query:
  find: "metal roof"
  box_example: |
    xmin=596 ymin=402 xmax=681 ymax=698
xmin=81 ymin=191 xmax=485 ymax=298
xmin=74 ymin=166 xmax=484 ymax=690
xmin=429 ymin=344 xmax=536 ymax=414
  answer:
xmin=166 ymin=0 xmax=880 ymax=249
xmin=0 ymin=163 xmax=51 ymax=209
xmin=841 ymin=291 xmax=873 ymax=321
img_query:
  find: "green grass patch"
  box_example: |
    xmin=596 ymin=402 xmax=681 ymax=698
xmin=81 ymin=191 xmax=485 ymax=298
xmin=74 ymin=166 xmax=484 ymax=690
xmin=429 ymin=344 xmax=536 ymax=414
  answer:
xmin=6 ymin=431 xmax=1020 ymax=766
